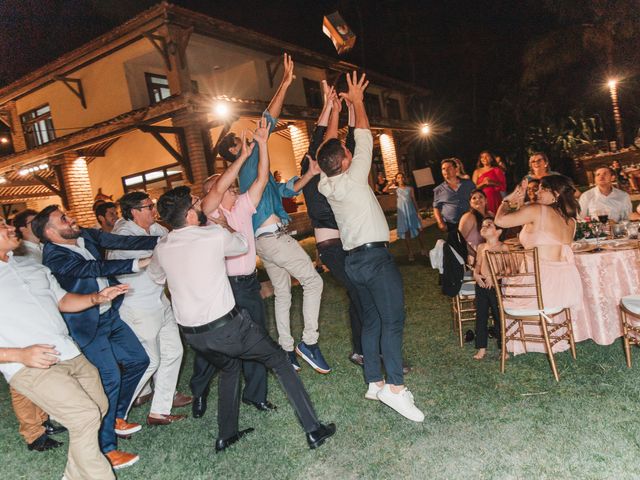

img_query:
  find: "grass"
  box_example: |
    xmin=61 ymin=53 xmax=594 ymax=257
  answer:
xmin=2 ymin=224 xmax=640 ymax=479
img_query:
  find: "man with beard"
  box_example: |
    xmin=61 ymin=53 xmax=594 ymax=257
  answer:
xmin=31 ymin=206 xmax=159 ymax=470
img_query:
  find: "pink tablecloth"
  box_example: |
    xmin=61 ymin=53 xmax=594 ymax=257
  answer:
xmin=506 ymin=248 xmax=640 ymax=354
xmin=572 ymin=248 xmax=640 ymax=345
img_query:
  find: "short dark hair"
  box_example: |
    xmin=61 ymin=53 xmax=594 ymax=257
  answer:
xmin=317 ymin=138 xmax=345 ymax=177
xmin=218 ymin=133 xmax=238 ymax=163
xmin=94 ymin=202 xmax=116 ymax=222
xmin=31 ymin=205 xmax=60 ymax=243
xmin=441 ymin=158 xmax=457 ymax=168
xmin=12 ymin=209 xmax=38 ymax=239
xmin=157 ymin=186 xmax=192 ymax=229
xmin=595 ymin=166 xmax=616 ymax=177
xmin=118 ymin=192 xmax=149 ymax=221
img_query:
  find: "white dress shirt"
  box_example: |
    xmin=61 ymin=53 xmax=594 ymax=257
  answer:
xmin=148 ymin=225 xmax=248 ymax=327
xmin=109 ymin=220 xmax=168 ymax=310
xmin=318 ymin=129 xmax=389 ymax=250
xmin=20 ymin=240 xmax=43 ymax=263
xmin=0 ymin=253 xmax=80 ymax=382
xmin=578 ymin=186 xmax=632 ymax=222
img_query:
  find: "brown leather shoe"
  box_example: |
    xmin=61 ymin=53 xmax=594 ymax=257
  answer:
xmin=146 ymin=414 xmax=187 ymax=426
xmin=172 ymin=392 xmax=193 ymax=408
xmin=132 ymin=392 xmax=153 ymax=408
xmin=105 ymin=450 xmax=139 ymax=470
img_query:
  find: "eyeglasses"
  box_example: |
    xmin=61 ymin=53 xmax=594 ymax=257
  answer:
xmin=190 ymin=196 xmax=201 ymax=209
xmin=135 ymin=203 xmax=156 ymax=211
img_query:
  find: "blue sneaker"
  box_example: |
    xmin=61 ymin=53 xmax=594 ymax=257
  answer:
xmin=295 ymin=342 xmax=332 ymax=374
xmin=288 ymin=351 xmax=301 ymax=372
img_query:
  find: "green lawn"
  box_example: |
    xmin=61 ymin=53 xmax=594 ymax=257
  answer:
xmin=2 ymin=225 xmax=640 ymax=479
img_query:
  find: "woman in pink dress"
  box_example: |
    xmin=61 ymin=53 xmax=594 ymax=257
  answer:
xmin=494 ymin=175 xmax=583 ymax=354
xmin=472 ymin=151 xmax=506 ymax=215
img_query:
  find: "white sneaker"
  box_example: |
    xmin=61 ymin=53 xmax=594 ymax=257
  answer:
xmin=365 ymin=382 xmax=384 ymax=400
xmin=376 ymin=385 xmax=425 ymax=422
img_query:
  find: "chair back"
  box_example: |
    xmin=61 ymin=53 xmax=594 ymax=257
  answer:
xmin=485 ymin=248 xmax=544 ymax=313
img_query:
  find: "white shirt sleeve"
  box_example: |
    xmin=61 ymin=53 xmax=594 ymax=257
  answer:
xmin=147 ymin=253 xmax=166 ymax=285
xmin=346 ymin=129 xmax=374 ymax=184
xmin=223 ymin=230 xmax=249 ymax=257
xmin=45 ymin=267 xmax=68 ymax=303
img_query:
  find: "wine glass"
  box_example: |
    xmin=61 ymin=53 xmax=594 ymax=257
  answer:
xmin=595 ymin=208 xmax=610 ymax=238
xmin=591 ymin=222 xmax=603 ymax=252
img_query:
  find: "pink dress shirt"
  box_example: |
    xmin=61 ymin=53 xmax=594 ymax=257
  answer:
xmin=148 ymin=225 xmax=248 ymax=327
xmin=214 ymin=192 xmax=257 ymax=277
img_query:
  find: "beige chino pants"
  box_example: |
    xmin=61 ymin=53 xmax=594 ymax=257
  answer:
xmin=256 ymin=233 xmax=323 ymax=351
xmin=121 ymin=299 xmax=183 ymax=416
xmin=10 ymin=355 xmax=114 ymax=480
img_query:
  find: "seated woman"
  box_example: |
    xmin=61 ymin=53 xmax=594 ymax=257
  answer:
xmin=494 ymin=175 xmax=583 ymax=315
xmin=458 ymin=189 xmax=493 ymax=266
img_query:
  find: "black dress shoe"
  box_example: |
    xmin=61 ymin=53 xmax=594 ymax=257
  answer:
xmin=306 ymin=422 xmax=336 ymax=449
xmin=27 ymin=434 xmax=63 ymax=452
xmin=43 ymin=419 xmax=67 ymax=436
xmin=192 ymin=396 xmax=207 ymax=419
xmin=214 ymin=428 xmax=255 ymax=452
xmin=242 ymin=399 xmax=277 ymax=412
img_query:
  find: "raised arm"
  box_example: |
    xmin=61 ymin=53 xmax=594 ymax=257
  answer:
xmin=248 ymin=117 xmax=272 ymax=208
xmin=326 ymin=91 xmax=341 ymax=141
xmin=202 ymin=130 xmax=254 ymax=215
xmin=266 ymin=53 xmax=294 ymax=119
xmin=345 ymin=100 xmax=356 ymax=155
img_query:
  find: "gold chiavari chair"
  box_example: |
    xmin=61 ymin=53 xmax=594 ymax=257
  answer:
xmin=619 ymin=295 xmax=640 ymax=367
xmin=485 ymin=248 xmax=576 ymax=381
xmin=451 ymin=280 xmax=476 ymax=347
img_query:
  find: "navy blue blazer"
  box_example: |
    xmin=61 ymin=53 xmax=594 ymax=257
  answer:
xmin=43 ymin=228 xmax=159 ymax=347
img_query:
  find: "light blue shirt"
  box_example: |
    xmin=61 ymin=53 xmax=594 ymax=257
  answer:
xmin=237 ymin=111 xmax=299 ymax=231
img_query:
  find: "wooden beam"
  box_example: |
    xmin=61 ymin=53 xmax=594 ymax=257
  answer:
xmin=53 ymin=164 xmax=69 ymax=210
xmin=266 ymin=57 xmax=282 ymax=88
xmin=143 ymin=32 xmax=171 ymax=71
xmin=0 ymin=179 xmax=51 ymax=187
xmin=53 ymin=76 xmax=87 ymax=109
xmin=0 ymin=192 xmax=60 ymax=201
xmin=138 ymin=125 xmax=193 ymax=183
xmin=0 ymin=109 xmax=13 ymax=131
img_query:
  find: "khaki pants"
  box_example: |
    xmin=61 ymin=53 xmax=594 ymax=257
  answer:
xmin=121 ymin=299 xmax=183 ymax=415
xmin=9 ymin=387 xmax=48 ymax=444
xmin=11 ymin=355 xmax=114 ymax=480
xmin=256 ymin=233 xmax=323 ymax=351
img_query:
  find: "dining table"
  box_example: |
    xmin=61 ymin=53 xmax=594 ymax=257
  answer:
xmin=502 ymin=239 xmax=640 ymax=354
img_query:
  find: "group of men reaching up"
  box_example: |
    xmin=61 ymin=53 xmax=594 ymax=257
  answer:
xmin=0 ymin=53 xmax=423 ymax=480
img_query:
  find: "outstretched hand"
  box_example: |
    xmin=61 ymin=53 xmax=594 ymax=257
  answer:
xmin=253 ymin=116 xmax=270 ymax=145
xmin=282 ymin=53 xmax=295 ymax=87
xmin=339 ymin=71 xmax=369 ymax=105
xmin=95 ymin=284 xmax=129 ymax=304
xmin=238 ymin=130 xmax=256 ymax=160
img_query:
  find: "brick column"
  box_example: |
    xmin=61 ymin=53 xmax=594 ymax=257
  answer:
xmin=288 ymin=121 xmax=310 ymax=171
xmin=172 ymin=111 xmax=209 ymax=197
xmin=380 ymin=129 xmax=399 ymax=180
xmin=5 ymin=101 xmax=27 ymax=152
xmin=59 ymin=153 xmax=94 ymax=226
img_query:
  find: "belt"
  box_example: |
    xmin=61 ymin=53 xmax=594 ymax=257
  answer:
xmin=256 ymin=224 xmax=288 ymax=239
xmin=346 ymin=241 xmax=389 ymax=256
xmin=178 ymin=307 xmax=240 ymax=334
xmin=228 ymin=270 xmax=258 ymax=282
xmin=316 ymin=238 xmax=342 ymax=249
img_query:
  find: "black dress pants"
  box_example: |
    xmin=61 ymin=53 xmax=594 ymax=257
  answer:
xmin=183 ymin=309 xmax=320 ymax=441
xmin=190 ymin=274 xmax=268 ymax=403
xmin=317 ymin=240 xmax=364 ymax=355
xmin=474 ymin=285 xmax=501 ymax=349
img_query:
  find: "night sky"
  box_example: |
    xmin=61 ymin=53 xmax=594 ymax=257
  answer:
xmin=0 ymin=0 xmax=637 ymax=173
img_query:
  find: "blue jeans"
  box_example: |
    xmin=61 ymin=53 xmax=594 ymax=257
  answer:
xmin=81 ymin=308 xmax=149 ymax=453
xmin=345 ymin=247 xmax=405 ymax=385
